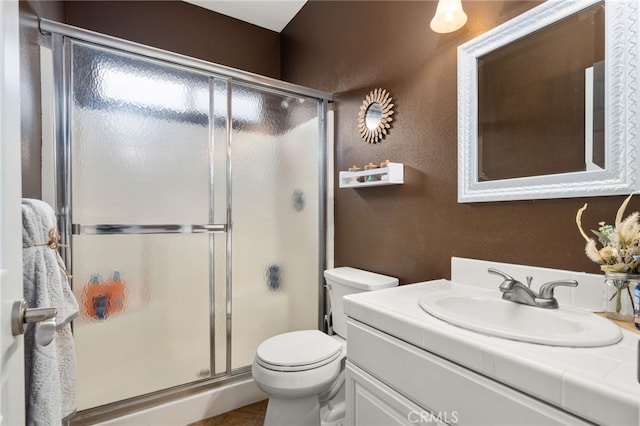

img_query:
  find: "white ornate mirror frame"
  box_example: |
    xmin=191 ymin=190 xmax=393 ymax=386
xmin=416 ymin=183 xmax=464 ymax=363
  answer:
xmin=458 ymin=0 xmax=640 ymax=203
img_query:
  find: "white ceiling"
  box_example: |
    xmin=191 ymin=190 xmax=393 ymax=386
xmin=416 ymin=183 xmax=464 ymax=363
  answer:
xmin=184 ymin=0 xmax=307 ymax=33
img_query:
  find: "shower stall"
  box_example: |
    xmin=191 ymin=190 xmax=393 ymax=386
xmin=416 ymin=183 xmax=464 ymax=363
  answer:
xmin=40 ymin=20 xmax=331 ymax=419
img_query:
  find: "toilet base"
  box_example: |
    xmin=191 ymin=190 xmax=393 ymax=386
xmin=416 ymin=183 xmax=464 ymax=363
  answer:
xmin=264 ymin=395 xmax=321 ymax=426
xmin=319 ymin=397 xmax=345 ymax=426
xmin=262 ymin=381 xmax=346 ymax=426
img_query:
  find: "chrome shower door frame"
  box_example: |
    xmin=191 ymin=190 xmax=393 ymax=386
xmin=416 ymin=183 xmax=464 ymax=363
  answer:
xmin=44 ymin=19 xmax=331 ymax=422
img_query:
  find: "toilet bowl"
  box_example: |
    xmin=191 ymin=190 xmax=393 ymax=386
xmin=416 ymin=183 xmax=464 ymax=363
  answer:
xmin=252 ymin=267 xmax=398 ymax=426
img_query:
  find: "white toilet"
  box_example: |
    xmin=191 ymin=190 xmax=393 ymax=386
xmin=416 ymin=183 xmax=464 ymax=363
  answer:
xmin=252 ymin=267 xmax=399 ymax=426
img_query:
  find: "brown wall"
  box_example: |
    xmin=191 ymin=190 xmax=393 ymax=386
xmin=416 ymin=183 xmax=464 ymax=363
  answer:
xmin=64 ymin=1 xmax=281 ymax=79
xmin=282 ymin=0 xmax=629 ymax=284
xmin=20 ymin=0 xmax=281 ymax=198
xmin=20 ymin=0 xmax=630 ymax=284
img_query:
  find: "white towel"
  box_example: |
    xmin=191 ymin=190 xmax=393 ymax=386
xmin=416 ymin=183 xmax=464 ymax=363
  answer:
xmin=22 ymin=199 xmax=79 ymax=425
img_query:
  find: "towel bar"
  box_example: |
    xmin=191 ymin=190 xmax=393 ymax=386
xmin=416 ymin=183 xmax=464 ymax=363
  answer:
xmin=72 ymin=224 xmax=227 ymax=235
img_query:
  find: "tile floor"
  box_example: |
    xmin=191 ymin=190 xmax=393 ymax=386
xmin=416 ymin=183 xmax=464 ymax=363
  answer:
xmin=188 ymin=400 xmax=267 ymax=426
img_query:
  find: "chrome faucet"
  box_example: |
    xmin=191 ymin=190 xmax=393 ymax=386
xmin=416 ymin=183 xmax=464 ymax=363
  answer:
xmin=488 ymin=268 xmax=578 ymax=309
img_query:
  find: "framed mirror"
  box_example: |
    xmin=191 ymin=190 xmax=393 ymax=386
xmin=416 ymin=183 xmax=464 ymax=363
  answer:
xmin=358 ymin=88 xmax=394 ymax=143
xmin=458 ymin=0 xmax=640 ymax=203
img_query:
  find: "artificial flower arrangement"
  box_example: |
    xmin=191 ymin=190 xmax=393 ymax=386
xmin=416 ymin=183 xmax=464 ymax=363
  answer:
xmin=576 ymin=193 xmax=640 ymax=316
xmin=576 ymin=193 xmax=640 ymax=274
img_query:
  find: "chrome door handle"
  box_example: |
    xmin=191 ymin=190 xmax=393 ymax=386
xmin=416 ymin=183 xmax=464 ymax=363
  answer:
xmin=11 ymin=299 xmax=57 ymax=338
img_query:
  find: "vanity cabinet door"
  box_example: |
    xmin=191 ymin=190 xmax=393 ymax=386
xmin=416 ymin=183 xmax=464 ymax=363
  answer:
xmin=346 ymin=361 xmax=448 ymax=426
xmin=347 ymin=319 xmax=591 ymax=426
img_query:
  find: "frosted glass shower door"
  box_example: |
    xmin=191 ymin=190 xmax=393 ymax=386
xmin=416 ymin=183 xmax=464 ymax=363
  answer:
xmin=230 ymin=83 xmax=321 ymax=369
xmin=65 ymin=40 xmax=228 ymax=410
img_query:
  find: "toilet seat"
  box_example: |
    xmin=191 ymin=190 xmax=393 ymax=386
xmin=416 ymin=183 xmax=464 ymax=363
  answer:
xmin=256 ymin=330 xmax=344 ymax=372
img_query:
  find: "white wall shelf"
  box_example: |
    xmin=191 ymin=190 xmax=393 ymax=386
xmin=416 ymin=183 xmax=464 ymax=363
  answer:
xmin=339 ymin=162 xmax=404 ymax=188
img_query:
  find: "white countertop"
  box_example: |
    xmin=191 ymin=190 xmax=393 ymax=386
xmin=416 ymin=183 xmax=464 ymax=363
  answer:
xmin=344 ymin=280 xmax=640 ymax=426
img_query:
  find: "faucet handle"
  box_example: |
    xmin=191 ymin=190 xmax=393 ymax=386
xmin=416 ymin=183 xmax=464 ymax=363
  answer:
xmin=488 ymin=268 xmax=519 ymax=293
xmin=538 ymin=280 xmax=578 ymax=299
xmin=487 ymin=268 xmax=515 ymax=282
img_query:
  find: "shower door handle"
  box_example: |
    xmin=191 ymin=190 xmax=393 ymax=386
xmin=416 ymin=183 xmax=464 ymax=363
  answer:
xmin=11 ymin=300 xmax=57 ymax=346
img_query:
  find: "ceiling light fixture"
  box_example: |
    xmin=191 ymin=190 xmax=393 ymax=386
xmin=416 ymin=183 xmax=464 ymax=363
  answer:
xmin=430 ymin=0 xmax=467 ymax=34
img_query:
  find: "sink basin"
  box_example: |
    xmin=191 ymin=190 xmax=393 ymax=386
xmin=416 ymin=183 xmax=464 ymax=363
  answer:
xmin=418 ymin=289 xmax=623 ymax=347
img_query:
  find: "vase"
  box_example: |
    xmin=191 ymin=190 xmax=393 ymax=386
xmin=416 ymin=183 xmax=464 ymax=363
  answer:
xmin=603 ymin=272 xmax=640 ymax=322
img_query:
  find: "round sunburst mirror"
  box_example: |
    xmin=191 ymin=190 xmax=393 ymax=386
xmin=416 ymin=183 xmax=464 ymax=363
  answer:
xmin=357 ymin=88 xmax=394 ymax=143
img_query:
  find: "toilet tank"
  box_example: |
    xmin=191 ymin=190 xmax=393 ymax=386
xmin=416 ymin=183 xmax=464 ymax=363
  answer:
xmin=324 ymin=267 xmax=398 ymax=338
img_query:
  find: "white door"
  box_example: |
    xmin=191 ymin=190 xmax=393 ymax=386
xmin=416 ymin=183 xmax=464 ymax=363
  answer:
xmin=0 ymin=1 xmax=26 ymax=425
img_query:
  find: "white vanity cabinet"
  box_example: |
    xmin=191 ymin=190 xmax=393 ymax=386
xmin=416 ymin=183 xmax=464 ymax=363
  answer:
xmin=344 ymin=280 xmax=640 ymax=425
xmin=345 ymin=319 xmax=590 ymax=426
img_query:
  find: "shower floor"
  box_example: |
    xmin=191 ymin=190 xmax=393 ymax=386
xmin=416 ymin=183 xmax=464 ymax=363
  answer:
xmin=188 ymin=400 xmax=267 ymax=426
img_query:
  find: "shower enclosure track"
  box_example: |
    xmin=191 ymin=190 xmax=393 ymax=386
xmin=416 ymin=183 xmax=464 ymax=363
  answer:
xmin=39 ymin=19 xmax=332 ymax=102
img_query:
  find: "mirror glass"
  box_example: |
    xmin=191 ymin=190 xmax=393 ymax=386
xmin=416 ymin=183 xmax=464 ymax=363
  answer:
xmin=365 ymin=103 xmax=383 ymax=130
xmin=458 ymin=0 xmax=640 ymax=202
xmin=477 ymin=3 xmax=604 ymax=181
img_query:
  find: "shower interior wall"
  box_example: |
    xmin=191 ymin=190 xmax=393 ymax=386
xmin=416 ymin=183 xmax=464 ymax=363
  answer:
xmin=230 ymin=103 xmax=321 ymax=369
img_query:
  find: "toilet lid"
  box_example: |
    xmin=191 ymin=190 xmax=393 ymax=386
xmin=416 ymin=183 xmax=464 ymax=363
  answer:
xmin=256 ymin=330 xmax=343 ymax=370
